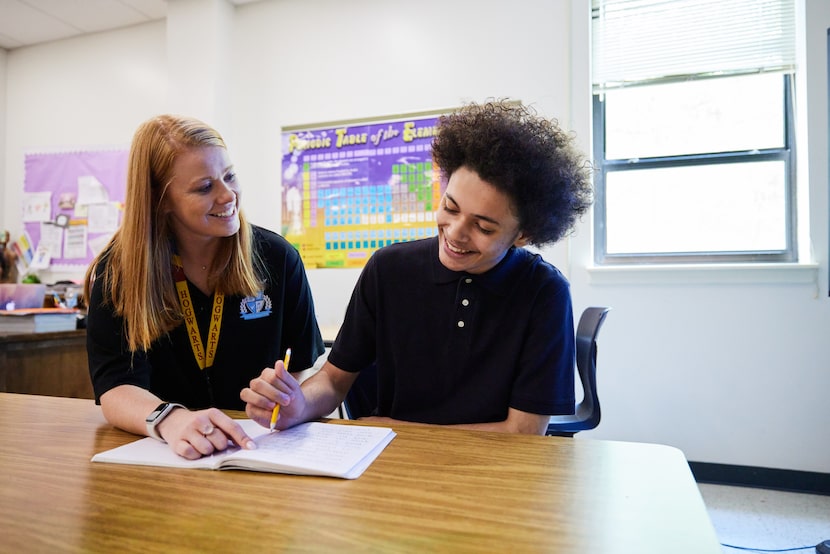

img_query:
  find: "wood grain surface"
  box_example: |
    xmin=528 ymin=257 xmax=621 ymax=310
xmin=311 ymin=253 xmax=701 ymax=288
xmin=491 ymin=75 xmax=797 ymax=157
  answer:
xmin=0 ymin=393 xmax=720 ymax=553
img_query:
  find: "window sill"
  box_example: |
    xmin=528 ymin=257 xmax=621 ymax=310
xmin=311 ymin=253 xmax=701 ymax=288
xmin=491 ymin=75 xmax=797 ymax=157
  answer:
xmin=586 ymin=262 xmax=819 ymax=286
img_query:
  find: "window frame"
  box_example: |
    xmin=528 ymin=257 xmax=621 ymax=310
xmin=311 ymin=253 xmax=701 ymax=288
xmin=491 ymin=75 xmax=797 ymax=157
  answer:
xmin=592 ymin=73 xmax=797 ymax=265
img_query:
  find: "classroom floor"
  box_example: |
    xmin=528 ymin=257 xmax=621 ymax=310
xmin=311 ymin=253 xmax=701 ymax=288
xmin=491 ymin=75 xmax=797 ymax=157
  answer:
xmin=698 ymin=483 xmax=830 ymax=553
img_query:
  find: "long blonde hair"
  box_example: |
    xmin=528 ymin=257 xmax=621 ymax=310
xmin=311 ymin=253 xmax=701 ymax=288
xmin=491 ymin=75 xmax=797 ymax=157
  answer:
xmin=84 ymin=115 xmax=261 ymax=352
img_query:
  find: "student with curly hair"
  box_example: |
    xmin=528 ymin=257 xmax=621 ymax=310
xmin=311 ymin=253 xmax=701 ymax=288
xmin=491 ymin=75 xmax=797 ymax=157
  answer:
xmin=243 ymin=100 xmax=593 ymax=435
xmin=85 ymin=115 xmax=324 ymax=459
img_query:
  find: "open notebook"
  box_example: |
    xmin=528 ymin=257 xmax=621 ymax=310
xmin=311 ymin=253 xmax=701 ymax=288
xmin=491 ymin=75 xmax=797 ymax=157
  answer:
xmin=92 ymin=420 xmax=396 ymax=479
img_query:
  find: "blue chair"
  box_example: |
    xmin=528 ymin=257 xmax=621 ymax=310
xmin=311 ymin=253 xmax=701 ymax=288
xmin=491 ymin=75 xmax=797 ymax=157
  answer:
xmin=546 ymin=306 xmax=611 ymax=436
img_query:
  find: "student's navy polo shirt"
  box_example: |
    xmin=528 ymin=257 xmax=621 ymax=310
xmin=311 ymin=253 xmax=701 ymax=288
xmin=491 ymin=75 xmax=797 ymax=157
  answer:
xmin=328 ymin=236 xmax=576 ymax=424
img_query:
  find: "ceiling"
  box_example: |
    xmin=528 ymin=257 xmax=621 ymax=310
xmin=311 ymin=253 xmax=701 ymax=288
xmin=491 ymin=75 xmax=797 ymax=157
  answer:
xmin=0 ymin=0 xmax=260 ymax=51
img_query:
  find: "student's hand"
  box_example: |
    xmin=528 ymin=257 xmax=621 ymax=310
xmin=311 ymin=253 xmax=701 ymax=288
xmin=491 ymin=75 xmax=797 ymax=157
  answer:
xmin=240 ymin=360 xmax=306 ymax=431
xmin=157 ymin=407 xmax=257 ymax=460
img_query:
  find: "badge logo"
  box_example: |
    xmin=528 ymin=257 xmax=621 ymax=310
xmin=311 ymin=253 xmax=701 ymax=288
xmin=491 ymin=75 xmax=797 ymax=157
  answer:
xmin=240 ymin=291 xmax=272 ymax=320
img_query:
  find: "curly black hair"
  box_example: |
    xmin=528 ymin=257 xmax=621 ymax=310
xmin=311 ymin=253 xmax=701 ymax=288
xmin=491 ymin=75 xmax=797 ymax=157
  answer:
xmin=431 ymin=100 xmax=593 ymax=246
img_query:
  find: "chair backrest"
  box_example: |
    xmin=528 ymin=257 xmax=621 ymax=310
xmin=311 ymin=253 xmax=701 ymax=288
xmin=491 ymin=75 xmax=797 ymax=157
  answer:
xmin=546 ymin=306 xmax=611 ymax=436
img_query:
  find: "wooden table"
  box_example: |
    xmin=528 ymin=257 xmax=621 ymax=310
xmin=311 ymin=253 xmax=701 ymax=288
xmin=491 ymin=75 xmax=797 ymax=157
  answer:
xmin=0 ymin=393 xmax=721 ymax=553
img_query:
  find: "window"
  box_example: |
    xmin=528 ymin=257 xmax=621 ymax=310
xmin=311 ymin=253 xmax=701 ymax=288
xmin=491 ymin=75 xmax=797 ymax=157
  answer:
xmin=592 ymin=0 xmax=796 ymax=264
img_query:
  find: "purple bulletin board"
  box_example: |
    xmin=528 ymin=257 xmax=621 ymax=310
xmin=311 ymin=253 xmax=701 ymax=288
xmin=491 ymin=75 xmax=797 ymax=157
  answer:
xmin=23 ymin=150 xmax=128 ymax=269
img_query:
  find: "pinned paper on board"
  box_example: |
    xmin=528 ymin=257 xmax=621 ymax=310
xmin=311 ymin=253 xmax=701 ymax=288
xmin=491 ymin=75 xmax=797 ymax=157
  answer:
xmin=11 ymin=231 xmax=35 ymax=272
xmin=86 ymin=202 xmax=120 ymax=234
xmin=22 ymin=192 xmax=53 ymax=223
xmin=76 ymin=175 xmax=110 ymax=205
xmin=30 ymin=245 xmax=52 ymax=270
xmin=38 ymin=222 xmax=63 ymax=260
xmin=63 ymin=224 xmax=88 ymax=260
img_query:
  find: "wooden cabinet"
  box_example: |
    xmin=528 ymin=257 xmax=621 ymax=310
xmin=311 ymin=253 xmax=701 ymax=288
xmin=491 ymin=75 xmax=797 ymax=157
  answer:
xmin=0 ymin=329 xmax=93 ymax=399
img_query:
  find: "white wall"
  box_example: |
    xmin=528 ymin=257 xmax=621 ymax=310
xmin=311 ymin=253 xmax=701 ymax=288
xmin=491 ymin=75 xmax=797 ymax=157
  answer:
xmin=1 ymin=0 xmax=827 ymax=473
xmin=227 ymin=0 xmax=574 ymax=331
xmin=566 ymin=0 xmax=830 ymax=475
xmin=2 ymin=20 xmax=168 ymax=282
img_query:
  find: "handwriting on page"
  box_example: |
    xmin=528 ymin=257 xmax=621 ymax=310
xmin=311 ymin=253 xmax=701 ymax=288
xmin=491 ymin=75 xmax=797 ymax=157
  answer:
xmin=256 ymin=424 xmax=382 ymax=471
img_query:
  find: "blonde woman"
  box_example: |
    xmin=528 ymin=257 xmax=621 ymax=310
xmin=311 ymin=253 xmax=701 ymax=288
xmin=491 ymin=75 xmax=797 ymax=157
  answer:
xmin=85 ymin=115 xmax=324 ymax=459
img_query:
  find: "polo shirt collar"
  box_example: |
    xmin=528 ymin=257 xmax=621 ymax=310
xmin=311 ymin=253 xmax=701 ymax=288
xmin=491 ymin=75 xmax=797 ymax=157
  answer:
xmin=428 ymin=236 xmax=524 ymax=296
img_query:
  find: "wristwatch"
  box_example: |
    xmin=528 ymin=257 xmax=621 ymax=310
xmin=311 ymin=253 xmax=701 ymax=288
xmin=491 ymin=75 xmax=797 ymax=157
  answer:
xmin=145 ymin=402 xmax=185 ymax=442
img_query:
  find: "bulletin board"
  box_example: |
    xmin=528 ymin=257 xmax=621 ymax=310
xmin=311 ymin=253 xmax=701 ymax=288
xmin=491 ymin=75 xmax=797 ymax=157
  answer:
xmin=23 ymin=150 xmax=127 ymax=271
xmin=281 ymin=110 xmax=447 ymax=269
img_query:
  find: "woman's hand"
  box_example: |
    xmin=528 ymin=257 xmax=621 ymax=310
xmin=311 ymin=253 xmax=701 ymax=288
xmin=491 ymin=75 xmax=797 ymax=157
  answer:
xmin=157 ymin=407 xmax=257 ymax=460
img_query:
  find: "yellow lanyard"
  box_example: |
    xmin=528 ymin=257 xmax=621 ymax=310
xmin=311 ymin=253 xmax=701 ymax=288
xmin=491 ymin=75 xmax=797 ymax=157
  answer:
xmin=172 ymin=255 xmax=225 ymax=370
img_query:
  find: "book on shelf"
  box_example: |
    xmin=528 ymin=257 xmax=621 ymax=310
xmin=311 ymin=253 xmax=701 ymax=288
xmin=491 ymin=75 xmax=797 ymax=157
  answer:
xmin=92 ymin=420 xmax=396 ymax=480
xmin=0 ymin=308 xmax=78 ymax=333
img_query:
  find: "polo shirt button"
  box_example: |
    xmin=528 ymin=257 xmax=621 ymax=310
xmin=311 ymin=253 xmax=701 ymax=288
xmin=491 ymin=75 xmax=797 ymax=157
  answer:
xmin=461 ymin=299 xmax=470 ymax=306
xmin=457 ymin=320 xmax=465 ymax=328
xmin=465 ymin=278 xmax=472 ymax=284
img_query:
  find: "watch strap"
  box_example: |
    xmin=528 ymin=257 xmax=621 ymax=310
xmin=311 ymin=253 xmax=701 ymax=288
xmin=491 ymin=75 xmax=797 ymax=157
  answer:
xmin=145 ymin=402 xmax=185 ymax=442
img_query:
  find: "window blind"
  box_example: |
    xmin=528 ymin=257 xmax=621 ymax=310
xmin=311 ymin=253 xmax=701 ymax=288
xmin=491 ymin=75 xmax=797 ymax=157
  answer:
xmin=592 ymin=0 xmax=796 ymax=91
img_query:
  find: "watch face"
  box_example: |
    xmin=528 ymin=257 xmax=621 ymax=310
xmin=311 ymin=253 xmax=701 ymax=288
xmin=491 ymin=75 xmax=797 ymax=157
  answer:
xmin=146 ymin=403 xmax=168 ymax=423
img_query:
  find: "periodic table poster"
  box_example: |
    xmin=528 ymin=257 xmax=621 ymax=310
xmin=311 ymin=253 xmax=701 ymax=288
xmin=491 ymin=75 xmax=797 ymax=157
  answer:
xmin=281 ymin=111 xmax=446 ymax=268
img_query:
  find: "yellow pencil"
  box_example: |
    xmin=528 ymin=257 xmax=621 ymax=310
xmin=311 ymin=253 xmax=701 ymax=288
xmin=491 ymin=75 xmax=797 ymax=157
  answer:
xmin=269 ymin=348 xmax=291 ymax=432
